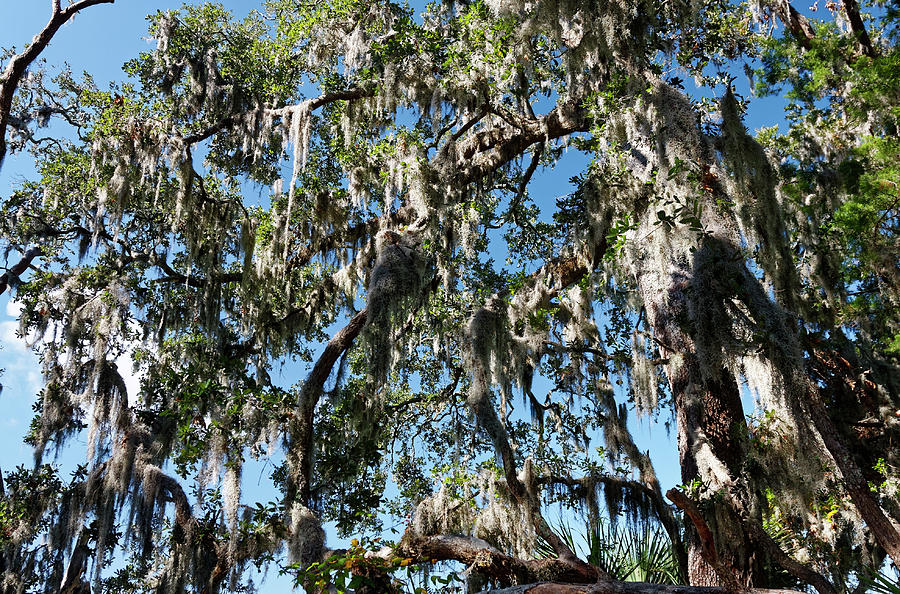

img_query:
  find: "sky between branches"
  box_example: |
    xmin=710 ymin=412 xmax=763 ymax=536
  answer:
xmin=0 ymin=1 xmax=800 ymax=586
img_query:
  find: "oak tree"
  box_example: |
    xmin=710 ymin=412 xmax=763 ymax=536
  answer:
xmin=1 ymin=0 xmax=899 ymax=592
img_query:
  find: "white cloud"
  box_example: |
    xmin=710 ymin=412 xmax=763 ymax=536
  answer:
xmin=1 ymin=295 xmax=144 ymax=422
xmin=2 ymin=298 xmax=33 ymax=359
xmin=2 ymin=297 xmax=35 ymax=358
xmin=118 ymin=344 xmax=143 ymax=406
xmin=1 ymin=296 xmax=42 ymax=465
xmin=5 ymin=299 xmax=23 ymax=317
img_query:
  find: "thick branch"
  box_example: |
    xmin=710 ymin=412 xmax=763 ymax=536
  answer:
xmin=479 ymin=583 xmax=803 ymax=594
xmin=286 ymin=206 xmax=414 ymax=274
xmin=453 ymin=98 xmax=588 ymax=186
xmin=286 ymin=307 xmax=369 ymax=505
xmin=400 ymin=532 xmax=803 ymax=593
xmin=805 ymin=385 xmax=900 ymax=566
xmin=399 ymin=534 xmax=600 ymax=586
xmin=776 ymin=0 xmax=873 ymax=57
xmin=778 ymin=1 xmax=815 ymax=50
xmin=153 ymin=468 xmax=195 ymax=533
xmin=666 ymin=489 xmax=747 ymax=593
xmin=840 ymin=0 xmax=876 ymax=57
xmin=467 ymin=313 xmax=603 ymax=576
xmin=0 ymin=0 xmax=115 ymax=169
xmin=725 ymin=498 xmax=836 ymax=594
xmin=59 ymin=531 xmax=91 ymax=593
xmin=719 ymin=239 xmax=900 ymax=568
xmin=0 ymin=246 xmax=44 ymax=295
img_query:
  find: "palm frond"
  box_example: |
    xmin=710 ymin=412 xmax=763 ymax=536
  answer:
xmin=860 ymin=568 xmax=900 ymax=594
xmin=538 ymin=517 xmax=683 ymax=584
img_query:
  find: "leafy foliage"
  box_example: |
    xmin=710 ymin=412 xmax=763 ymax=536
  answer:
xmin=0 ymin=0 xmax=899 ymax=591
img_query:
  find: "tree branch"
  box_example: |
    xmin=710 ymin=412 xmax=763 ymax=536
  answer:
xmin=59 ymin=531 xmax=90 ymax=593
xmin=805 ymin=384 xmax=900 ymax=566
xmin=0 ymin=246 xmax=44 ymax=296
xmin=725 ymin=498 xmax=837 ymax=594
xmin=286 ymin=307 xmax=369 ymax=506
xmin=182 ymin=87 xmax=374 ymax=146
xmin=777 ymin=1 xmax=815 ymax=50
xmin=666 ymin=489 xmax=748 ymax=593
xmin=453 ymin=98 xmax=589 ymax=186
xmin=466 ymin=307 xmax=604 ymax=576
xmin=477 ymin=583 xmax=805 ymax=594
xmin=840 ymin=0 xmax=876 ymax=57
xmin=0 ymin=0 xmax=115 ymax=169
xmin=399 ymin=534 xmax=600 ymax=586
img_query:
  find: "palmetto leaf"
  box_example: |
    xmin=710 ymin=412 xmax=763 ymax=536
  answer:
xmin=540 ymin=518 xmax=683 ymax=584
xmin=860 ymin=568 xmax=900 ymax=594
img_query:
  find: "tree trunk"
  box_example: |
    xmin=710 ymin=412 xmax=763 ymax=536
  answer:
xmin=633 ymin=233 xmax=763 ymax=587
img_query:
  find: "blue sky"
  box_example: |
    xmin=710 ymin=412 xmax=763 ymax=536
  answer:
xmin=0 ymin=0 xmax=789 ymax=588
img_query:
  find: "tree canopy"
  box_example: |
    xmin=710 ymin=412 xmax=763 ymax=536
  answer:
xmin=1 ymin=0 xmax=899 ymax=592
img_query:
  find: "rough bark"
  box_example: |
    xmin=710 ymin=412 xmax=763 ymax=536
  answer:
xmin=777 ymin=1 xmax=816 ymax=50
xmin=385 ymin=535 xmax=808 ymax=594
xmin=721 ymin=494 xmax=837 ymax=594
xmin=805 ymin=385 xmax=900 ymax=566
xmin=399 ymin=534 xmax=600 ymax=586
xmin=702 ymin=235 xmax=900 ymax=569
xmin=638 ymin=271 xmax=759 ymax=586
xmin=839 ymin=0 xmax=876 ymax=57
xmin=667 ymin=489 xmax=747 ymax=593
xmin=58 ymin=532 xmax=91 ymax=594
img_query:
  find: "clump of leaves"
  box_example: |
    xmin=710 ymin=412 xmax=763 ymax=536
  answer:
xmin=284 ymin=537 xmax=460 ymax=593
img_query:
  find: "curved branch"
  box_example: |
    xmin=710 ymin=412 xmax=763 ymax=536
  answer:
xmin=725 ymin=498 xmax=837 ymax=594
xmin=466 ymin=308 xmax=604 ymax=576
xmin=395 ymin=534 xmax=809 ymax=593
xmin=0 ymin=0 xmax=115 ymax=169
xmin=666 ymin=489 xmax=747 ymax=593
xmin=453 ymin=98 xmax=589 ymax=186
xmin=286 ymin=307 xmax=369 ymax=506
xmin=399 ymin=534 xmax=600 ymax=586
xmin=0 ymin=246 xmax=44 ymax=296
